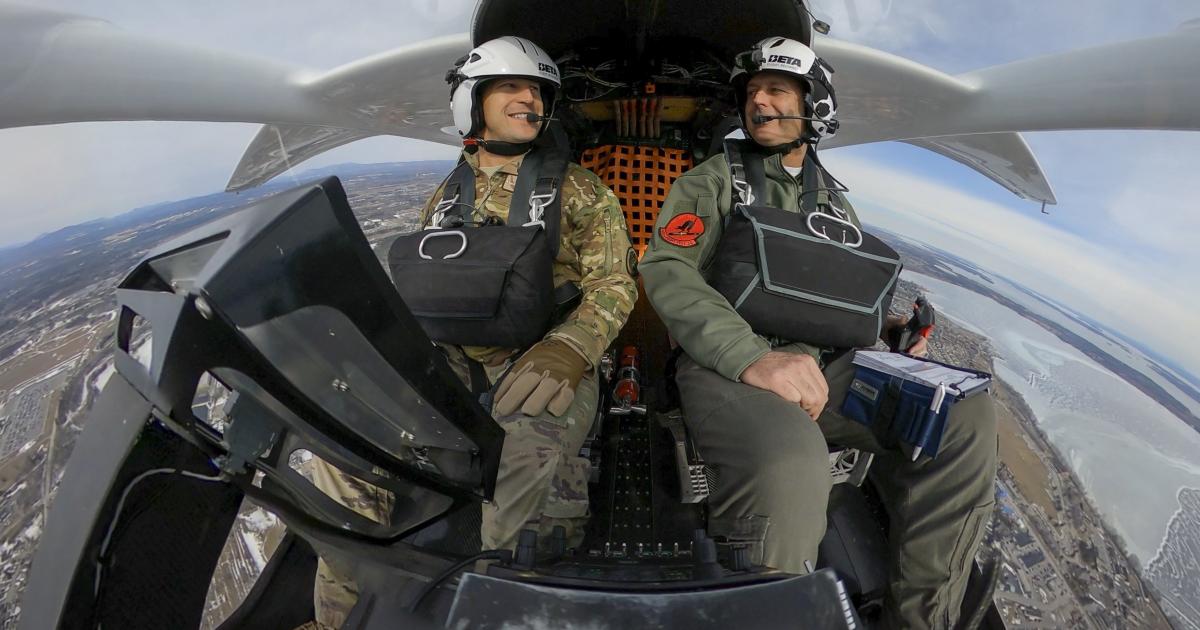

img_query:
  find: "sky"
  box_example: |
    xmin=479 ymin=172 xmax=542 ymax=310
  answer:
xmin=1 ymin=0 xmax=1198 ymax=379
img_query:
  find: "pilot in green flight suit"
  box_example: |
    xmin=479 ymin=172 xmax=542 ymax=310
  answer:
xmin=639 ymin=37 xmax=998 ymax=630
xmin=308 ymin=36 xmax=637 ymax=628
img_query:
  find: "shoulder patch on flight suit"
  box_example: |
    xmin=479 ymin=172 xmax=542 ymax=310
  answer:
xmin=625 ymin=248 xmax=639 ymax=277
xmin=660 ymin=212 xmax=705 ymax=248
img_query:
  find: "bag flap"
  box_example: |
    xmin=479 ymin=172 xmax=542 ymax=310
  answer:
xmin=388 ymin=226 xmax=549 ymax=320
xmin=740 ymin=205 xmax=902 ymax=314
xmin=388 ymin=225 xmax=544 ymax=270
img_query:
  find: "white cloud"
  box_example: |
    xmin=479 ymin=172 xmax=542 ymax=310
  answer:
xmin=810 ymin=0 xmax=1200 ymax=71
xmin=0 ymin=121 xmax=460 ymax=244
xmin=823 ymin=150 xmax=1200 ymax=375
xmin=1100 ymin=138 xmax=1200 ymax=263
xmin=0 ymin=122 xmax=254 ymax=241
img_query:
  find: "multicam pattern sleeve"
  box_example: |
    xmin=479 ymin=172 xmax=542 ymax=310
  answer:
xmin=545 ymin=164 xmax=638 ymax=368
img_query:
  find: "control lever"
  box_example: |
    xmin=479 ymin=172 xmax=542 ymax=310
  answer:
xmin=889 ymin=295 xmax=936 ymax=353
xmin=659 ymin=412 xmax=711 ymax=503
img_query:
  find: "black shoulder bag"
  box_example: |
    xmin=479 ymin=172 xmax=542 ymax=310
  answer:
xmin=388 ymin=149 xmax=574 ymax=349
xmin=707 ymin=140 xmax=902 ymax=349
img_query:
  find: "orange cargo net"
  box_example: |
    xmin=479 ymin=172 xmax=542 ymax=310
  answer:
xmin=579 ymin=145 xmax=693 ymax=255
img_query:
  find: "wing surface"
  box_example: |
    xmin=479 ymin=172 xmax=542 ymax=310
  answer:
xmin=817 ymin=28 xmax=1200 ymax=143
xmin=902 ymin=133 xmax=1057 ymax=204
xmin=0 ymin=3 xmax=465 ymax=135
xmin=5 ymin=2 xmax=1200 ymax=203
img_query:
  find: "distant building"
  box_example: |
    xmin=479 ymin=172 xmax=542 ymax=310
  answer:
xmin=1021 ymin=549 xmax=1046 ymax=568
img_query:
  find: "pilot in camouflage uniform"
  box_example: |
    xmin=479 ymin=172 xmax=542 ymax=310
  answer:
xmin=639 ymin=37 xmax=997 ymax=630
xmin=417 ymin=151 xmax=637 ymax=549
xmin=309 ymin=36 xmax=636 ymax=628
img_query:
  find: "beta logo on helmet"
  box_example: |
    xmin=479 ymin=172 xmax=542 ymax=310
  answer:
xmin=731 ymin=36 xmax=840 ymax=144
xmin=446 ymin=36 xmax=561 ymax=139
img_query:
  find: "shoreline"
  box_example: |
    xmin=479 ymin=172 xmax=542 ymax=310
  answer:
xmin=891 ymin=276 xmax=1175 ymax=628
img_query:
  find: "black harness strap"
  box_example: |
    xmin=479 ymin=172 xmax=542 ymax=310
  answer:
xmin=799 ymin=151 xmax=823 ymax=215
xmin=436 ymin=148 xmax=568 ymax=257
xmin=508 ymin=148 xmax=568 ymax=257
xmin=724 ymin=141 xmax=851 ymax=244
xmin=430 ymin=159 xmax=477 ymax=226
xmin=723 ymin=139 xmax=768 ymax=213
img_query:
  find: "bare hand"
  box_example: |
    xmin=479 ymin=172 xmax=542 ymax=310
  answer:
xmin=739 ymin=351 xmax=829 ymax=420
xmin=882 ymin=314 xmax=931 ymax=357
xmin=906 ymin=334 xmax=929 ymax=358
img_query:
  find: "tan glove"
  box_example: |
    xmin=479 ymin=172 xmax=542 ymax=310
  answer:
xmin=493 ymin=339 xmax=589 ymax=417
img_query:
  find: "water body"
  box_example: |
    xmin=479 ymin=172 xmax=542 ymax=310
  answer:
xmin=905 ymin=270 xmax=1200 ymax=565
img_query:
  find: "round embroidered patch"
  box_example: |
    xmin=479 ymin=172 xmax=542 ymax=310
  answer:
xmin=660 ymin=212 xmax=705 ymax=247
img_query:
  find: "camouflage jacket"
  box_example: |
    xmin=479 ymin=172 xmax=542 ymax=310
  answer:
xmin=419 ymin=149 xmax=637 ymax=368
xmin=639 ymin=149 xmax=863 ymax=381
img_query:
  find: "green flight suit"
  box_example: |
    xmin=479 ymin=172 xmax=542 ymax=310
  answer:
xmin=640 ymin=149 xmax=998 ymax=630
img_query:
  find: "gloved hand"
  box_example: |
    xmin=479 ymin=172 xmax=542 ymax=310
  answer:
xmin=493 ymin=339 xmax=589 ymax=417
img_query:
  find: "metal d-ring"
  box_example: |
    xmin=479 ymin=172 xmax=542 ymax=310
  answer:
xmin=806 ymin=212 xmax=863 ymax=248
xmin=418 ymin=230 xmax=468 ymax=259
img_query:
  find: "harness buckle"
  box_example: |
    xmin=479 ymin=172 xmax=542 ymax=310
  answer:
xmin=524 ymin=188 xmax=557 ymax=228
xmin=731 ymin=163 xmax=756 ymax=207
xmin=429 ymin=194 xmax=460 ymax=230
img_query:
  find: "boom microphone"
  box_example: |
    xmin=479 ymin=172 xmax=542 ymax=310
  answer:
xmin=751 ymin=113 xmax=816 ymax=125
xmin=516 ymin=112 xmax=555 ymax=123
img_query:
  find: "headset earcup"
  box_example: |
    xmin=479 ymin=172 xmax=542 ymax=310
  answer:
xmin=450 ymin=78 xmax=478 ymax=137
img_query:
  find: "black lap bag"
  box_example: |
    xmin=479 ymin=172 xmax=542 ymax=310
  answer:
xmin=708 ymin=204 xmax=903 ymax=349
xmin=389 ymin=225 xmax=555 ymax=349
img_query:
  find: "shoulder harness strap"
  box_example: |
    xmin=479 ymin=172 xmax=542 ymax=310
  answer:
xmin=428 ymin=158 xmax=477 ymax=228
xmin=508 ymin=147 xmax=568 ymax=257
xmin=723 ymin=139 xmax=769 ymax=211
xmin=799 ymin=151 xmax=830 ymax=215
xmin=801 ymin=150 xmax=862 ymax=247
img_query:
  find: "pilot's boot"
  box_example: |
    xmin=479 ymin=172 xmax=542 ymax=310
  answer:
xmin=820 ymin=351 xmax=999 ymax=630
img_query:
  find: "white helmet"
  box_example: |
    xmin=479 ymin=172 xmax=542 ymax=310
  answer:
xmin=446 ymin=36 xmax=561 ymax=138
xmin=731 ymin=36 xmax=839 ymax=143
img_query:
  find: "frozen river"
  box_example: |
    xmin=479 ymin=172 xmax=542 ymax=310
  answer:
xmin=905 ymin=270 xmax=1200 ymax=566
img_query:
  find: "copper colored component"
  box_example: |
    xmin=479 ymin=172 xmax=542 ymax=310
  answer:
xmin=643 ymin=97 xmax=652 ymax=138
xmin=613 ymin=345 xmax=640 ymax=404
xmin=653 ymin=97 xmax=664 ymax=137
xmin=574 ymin=97 xmax=699 ymax=124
